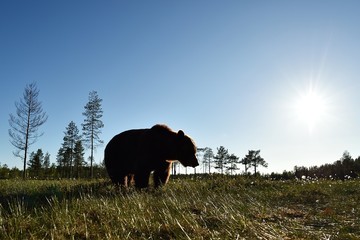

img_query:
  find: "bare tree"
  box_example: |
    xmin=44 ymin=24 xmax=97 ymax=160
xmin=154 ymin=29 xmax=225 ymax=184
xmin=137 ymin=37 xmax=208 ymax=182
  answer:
xmin=82 ymin=91 xmax=104 ymax=178
xmin=8 ymin=82 xmax=48 ymax=179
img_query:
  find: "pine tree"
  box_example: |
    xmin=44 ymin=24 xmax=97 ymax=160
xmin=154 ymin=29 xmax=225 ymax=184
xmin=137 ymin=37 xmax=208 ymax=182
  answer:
xmin=43 ymin=152 xmax=50 ymax=177
xmin=62 ymin=121 xmax=81 ymax=178
xmin=56 ymin=147 xmax=65 ymax=177
xmin=240 ymin=151 xmax=253 ymax=174
xmin=43 ymin=152 xmax=50 ymax=169
xmin=82 ymin=91 xmax=104 ymax=178
xmin=8 ymin=82 xmax=48 ymax=179
xmin=214 ymin=146 xmax=229 ymax=174
xmin=251 ymin=150 xmax=267 ymax=176
xmin=241 ymin=150 xmax=268 ymax=176
xmin=226 ymin=153 xmax=239 ymax=175
xmin=73 ymin=140 xmax=85 ymax=178
xmin=28 ymin=149 xmax=44 ymax=178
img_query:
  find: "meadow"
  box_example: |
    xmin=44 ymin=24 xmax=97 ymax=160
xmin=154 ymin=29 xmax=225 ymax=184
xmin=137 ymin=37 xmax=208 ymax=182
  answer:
xmin=0 ymin=175 xmax=359 ymax=239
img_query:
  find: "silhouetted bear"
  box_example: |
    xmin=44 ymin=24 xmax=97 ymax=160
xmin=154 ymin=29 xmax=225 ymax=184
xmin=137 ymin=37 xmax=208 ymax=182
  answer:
xmin=104 ymin=124 xmax=199 ymax=188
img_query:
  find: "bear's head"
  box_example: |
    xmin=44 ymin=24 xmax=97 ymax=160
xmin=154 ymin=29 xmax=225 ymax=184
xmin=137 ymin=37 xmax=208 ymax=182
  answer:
xmin=177 ymin=130 xmax=199 ymax=168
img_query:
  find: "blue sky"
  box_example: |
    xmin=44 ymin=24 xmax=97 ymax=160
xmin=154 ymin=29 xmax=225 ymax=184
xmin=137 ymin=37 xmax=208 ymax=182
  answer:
xmin=1 ymin=1 xmax=360 ymax=174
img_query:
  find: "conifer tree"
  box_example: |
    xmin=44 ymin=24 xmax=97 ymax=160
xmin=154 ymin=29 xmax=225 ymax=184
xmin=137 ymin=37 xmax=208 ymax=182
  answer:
xmin=28 ymin=149 xmax=44 ymax=178
xmin=241 ymin=150 xmax=268 ymax=176
xmin=226 ymin=153 xmax=239 ymax=175
xmin=82 ymin=91 xmax=104 ymax=178
xmin=214 ymin=146 xmax=229 ymax=174
xmin=240 ymin=151 xmax=253 ymax=174
xmin=43 ymin=152 xmax=50 ymax=177
xmin=43 ymin=152 xmax=50 ymax=169
xmin=73 ymin=140 xmax=85 ymax=178
xmin=56 ymin=147 xmax=66 ymax=178
xmin=60 ymin=121 xmax=81 ymax=178
xmin=251 ymin=150 xmax=267 ymax=175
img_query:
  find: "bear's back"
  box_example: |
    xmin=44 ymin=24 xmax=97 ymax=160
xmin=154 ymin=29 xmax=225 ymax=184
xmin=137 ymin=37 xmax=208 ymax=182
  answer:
xmin=105 ymin=129 xmax=147 ymax=154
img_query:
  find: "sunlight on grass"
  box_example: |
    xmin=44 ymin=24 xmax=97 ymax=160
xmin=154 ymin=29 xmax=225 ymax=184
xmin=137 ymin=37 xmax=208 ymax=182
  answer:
xmin=0 ymin=176 xmax=359 ymax=239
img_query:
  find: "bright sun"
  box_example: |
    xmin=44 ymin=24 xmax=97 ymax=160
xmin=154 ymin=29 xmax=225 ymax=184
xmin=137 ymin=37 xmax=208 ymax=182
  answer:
xmin=295 ymin=88 xmax=327 ymax=133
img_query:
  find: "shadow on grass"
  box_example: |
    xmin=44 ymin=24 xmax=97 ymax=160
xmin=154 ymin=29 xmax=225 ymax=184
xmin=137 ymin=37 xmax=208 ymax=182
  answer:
xmin=0 ymin=180 xmax=118 ymax=213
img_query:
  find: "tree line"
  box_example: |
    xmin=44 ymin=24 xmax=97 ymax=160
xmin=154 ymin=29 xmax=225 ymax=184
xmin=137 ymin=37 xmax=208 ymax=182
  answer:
xmin=269 ymin=151 xmax=360 ymax=180
xmin=1 ymin=145 xmax=268 ymax=179
xmin=0 ymin=151 xmax=107 ymax=179
xmin=7 ymin=83 xmax=104 ymax=179
xmin=173 ymin=146 xmax=268 ymax=176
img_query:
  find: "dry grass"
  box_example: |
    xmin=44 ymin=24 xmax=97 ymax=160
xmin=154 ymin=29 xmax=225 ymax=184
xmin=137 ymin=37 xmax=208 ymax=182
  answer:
xmin=0 ymin=175 xmax=359 ymax=239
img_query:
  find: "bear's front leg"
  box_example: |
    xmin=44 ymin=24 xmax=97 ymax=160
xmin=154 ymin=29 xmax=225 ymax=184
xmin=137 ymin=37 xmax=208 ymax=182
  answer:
xmin=109 ymin=173 xmax=128 ymax=187
xmin=127 ymin=174 xmax=135 ymax=187
xmin=153 ymin=161 xmax=172 ymax=188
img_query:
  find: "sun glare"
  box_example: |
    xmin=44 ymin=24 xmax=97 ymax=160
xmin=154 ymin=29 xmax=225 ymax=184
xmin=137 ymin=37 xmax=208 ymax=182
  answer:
xmin=295 ymin=88 xmax=327 ymax=133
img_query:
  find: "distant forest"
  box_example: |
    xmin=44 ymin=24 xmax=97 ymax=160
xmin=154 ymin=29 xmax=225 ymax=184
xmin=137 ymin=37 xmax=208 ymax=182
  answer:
xmin=273 ymin=151 xmax=360 ymax=181
xmin=1 ymin=147 xmax=359 ymax=180
xmin=0 ymin=147 xmax=107 ymax=179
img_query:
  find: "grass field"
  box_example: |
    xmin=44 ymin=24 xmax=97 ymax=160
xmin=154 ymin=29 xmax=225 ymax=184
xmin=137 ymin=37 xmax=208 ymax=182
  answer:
xmin=0 ymin=175 xmax=359 ymax=239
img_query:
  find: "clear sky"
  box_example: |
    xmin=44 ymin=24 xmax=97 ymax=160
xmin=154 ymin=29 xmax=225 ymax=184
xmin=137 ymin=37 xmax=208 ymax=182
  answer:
xmin=1 ymin=0 xmax=360 ymax=174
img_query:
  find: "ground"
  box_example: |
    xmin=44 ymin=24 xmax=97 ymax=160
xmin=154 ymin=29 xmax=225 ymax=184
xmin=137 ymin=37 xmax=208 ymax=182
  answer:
xmin=0 ymin=175 xmax=359 ymax=239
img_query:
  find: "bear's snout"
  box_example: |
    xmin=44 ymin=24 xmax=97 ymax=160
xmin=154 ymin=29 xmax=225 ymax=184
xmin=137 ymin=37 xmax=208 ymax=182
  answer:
xmin=191 ymin=158 xmax=199 ymax=168
xmin=192 ymin=162 xmax=199 ymax=168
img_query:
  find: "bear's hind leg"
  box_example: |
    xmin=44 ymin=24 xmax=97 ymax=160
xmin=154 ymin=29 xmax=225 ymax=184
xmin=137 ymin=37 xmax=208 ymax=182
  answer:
xmin=134 ymin=171 xmax=151 ymax=189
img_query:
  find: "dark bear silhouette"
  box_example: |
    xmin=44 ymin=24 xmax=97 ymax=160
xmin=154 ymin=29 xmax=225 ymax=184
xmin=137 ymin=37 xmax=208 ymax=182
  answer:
xmin=104 ymin=124 xmax=199 ymax=188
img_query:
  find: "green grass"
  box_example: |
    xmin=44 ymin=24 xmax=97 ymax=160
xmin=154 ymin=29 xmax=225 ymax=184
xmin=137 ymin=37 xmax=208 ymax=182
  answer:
xmin=0 ymin=176 xmax=359 ymax=239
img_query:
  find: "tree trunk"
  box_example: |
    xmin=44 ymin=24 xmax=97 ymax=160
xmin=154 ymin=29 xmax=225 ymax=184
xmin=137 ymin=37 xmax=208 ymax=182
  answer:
xmin=23 ymin=107 xmax=31 ymax=180
xmin=90 ymin=126 xmax=94 ymax=178
xmin=208 ymin=159 xmax=211 ymax=174
xmin=23 ymin=147 xmax=28 ymax=180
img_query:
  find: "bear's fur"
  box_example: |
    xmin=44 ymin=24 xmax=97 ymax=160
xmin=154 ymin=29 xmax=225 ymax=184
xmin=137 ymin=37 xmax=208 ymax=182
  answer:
xmin=104 ymin=124 xmax=198 ymax=188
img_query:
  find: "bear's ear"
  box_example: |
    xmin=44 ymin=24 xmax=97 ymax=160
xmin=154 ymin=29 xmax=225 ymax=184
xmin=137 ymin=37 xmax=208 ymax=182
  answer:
xmin=178 ymin=130 xmax=185 ymax=138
